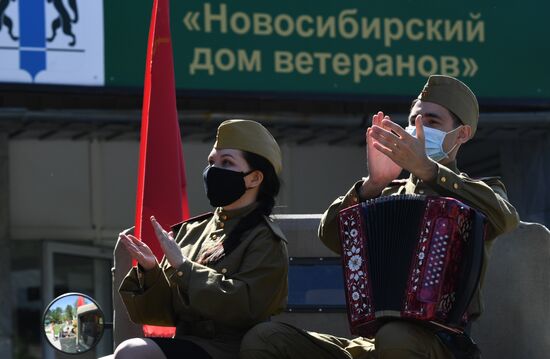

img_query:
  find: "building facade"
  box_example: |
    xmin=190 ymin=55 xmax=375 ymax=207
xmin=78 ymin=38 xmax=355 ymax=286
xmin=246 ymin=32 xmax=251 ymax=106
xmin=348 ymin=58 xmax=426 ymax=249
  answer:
xmin=1 ymin=1 xmax=549 ymax=358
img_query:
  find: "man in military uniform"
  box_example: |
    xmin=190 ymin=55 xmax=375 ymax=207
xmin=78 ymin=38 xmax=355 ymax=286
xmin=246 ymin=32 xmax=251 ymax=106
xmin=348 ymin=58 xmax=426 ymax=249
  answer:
xmin=239 ymin=75 xmax=519 ymax=359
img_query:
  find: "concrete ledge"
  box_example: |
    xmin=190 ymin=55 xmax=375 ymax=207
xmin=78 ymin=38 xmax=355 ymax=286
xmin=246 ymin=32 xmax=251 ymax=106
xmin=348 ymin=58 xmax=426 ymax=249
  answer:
xmin=112 ymin=228 xmax=143 ymax=347
xmin=471 ymin=222 xmax=550 ymax=358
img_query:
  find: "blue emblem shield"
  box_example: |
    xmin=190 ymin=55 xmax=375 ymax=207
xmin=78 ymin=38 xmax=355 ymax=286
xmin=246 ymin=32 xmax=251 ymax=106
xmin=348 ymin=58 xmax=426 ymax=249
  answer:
xmin=19 ymin=0 xmax=46 ymax=80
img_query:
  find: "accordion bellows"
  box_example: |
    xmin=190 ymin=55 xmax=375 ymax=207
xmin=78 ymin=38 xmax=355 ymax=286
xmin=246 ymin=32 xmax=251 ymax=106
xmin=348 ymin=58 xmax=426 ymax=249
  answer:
xmin=338 ymin=195 xmax=486 ymax=338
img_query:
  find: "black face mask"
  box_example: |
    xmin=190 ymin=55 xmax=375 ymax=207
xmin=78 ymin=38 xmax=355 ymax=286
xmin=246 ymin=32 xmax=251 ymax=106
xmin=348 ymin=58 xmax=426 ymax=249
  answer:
xmin=203 ymin=166 xmax=253 ymax=207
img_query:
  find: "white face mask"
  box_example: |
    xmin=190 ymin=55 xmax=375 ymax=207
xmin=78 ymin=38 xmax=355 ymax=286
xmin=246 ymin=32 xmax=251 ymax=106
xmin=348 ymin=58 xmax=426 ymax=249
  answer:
xmin=405 ymin=125 xmax=461 ymax=162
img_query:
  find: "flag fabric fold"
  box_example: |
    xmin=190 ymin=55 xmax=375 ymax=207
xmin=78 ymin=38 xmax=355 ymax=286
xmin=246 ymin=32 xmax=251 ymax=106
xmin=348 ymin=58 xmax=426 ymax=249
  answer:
xmin=134 ymin=0 xmax=189 ymax=338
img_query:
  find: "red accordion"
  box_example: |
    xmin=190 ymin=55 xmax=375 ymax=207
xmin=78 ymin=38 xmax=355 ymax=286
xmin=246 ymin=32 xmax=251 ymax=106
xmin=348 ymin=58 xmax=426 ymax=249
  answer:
xmin=338 ymin=195 xmax=486 ymax=338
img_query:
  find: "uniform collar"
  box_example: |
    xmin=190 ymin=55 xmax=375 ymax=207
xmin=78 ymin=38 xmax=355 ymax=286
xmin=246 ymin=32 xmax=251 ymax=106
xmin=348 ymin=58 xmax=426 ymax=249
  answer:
xmin=214 ymin=202 xmax=259 ymax=227
xmin=410 ymin=160 xmax=460 ymax=184
xmin=205 ymin=202 xmax=258 ymax=238
xmin=444 ymin=160 xmax=460 ymax=174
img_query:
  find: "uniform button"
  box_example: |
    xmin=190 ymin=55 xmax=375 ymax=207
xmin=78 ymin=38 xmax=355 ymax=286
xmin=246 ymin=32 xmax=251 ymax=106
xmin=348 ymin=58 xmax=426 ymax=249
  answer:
xmin=176 ymin=271 xmax=183 ymax=277
xmin=221 ymin=268 xmax=227 ymax=274
xmin=440 ymin=176 xmax=447 ymax=183
xmin=210 ymin=234 xmax=217 ymax=240
xmin=418 ymin=190 xmax=425 ymax=194
xmin=218 ymin=222 xmax=225 ymax=228
xmin=220 ymin=214 xmax=228 ymax=221
xmin=352 ymin=196 xmax=358 ymax=203
xmin=453 ymin=183 xmax=459 ymax=190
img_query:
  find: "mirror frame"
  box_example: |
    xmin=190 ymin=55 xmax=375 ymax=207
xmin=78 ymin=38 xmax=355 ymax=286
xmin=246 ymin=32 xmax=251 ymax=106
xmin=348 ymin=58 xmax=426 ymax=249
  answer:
xmin=42 ymin=292 xmax=106 ymax=355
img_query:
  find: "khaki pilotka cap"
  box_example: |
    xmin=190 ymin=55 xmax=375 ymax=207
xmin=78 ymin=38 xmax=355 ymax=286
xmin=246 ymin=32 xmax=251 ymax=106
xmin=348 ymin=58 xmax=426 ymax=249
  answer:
xmin=417 ymin=75 xmax=479 ymax=137
xmin=214 ymin=119 xmax=282 ymax=175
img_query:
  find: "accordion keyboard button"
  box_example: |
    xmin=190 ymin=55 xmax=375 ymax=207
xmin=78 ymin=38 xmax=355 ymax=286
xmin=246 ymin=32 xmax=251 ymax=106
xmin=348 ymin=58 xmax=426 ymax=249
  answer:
xmin=441 ymin=176 xmax=447 ymax=183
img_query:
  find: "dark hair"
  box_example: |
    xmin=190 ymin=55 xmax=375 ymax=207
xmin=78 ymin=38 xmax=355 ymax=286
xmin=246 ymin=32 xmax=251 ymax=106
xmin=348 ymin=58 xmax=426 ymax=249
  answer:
xmin=449 ymin=111 xmax=462 ymax=128
xmin=241 ymin=151 xmax=280 ymax=216
xmin=197 ymin=151 xmax=280 ymax=265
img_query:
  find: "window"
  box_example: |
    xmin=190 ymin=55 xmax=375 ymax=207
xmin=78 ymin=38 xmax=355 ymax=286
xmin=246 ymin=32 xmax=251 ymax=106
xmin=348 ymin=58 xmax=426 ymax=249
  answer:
xmin=287 ymin=257 xmax=346 ymax=312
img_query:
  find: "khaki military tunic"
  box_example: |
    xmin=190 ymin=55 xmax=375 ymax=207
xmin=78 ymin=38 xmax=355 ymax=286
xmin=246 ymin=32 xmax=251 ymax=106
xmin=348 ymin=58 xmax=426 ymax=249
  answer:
xmin=240 ymin=161 xmax=519 ymax=359
xmin=119 ymin=204 xmax=289 ymax=359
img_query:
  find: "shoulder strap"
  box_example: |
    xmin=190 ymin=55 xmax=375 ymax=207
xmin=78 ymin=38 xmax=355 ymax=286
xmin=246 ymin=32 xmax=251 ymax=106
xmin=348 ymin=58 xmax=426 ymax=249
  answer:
xmin=262 ymin=216 xmax=288 ymax=243
xmin=170 ymin=212 xmax=213 ymax=234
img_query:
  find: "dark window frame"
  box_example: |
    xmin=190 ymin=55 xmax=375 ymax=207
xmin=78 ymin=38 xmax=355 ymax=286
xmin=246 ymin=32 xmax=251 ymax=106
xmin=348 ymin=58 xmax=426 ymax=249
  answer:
xmin=287 ymin=257 xmax=347 ymax=313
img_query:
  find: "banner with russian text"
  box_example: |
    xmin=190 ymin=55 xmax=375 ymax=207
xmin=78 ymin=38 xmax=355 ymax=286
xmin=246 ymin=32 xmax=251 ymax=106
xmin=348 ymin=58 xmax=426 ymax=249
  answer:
xmin=0 ymin=1 xmax=548 ymax=101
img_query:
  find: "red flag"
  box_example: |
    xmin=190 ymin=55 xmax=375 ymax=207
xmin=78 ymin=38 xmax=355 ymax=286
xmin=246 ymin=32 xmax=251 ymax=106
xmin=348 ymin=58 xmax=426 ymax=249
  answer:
xmin=135 ymin=0 xmax=189 ymax=337
xmin=76 ymin=296 xmax=85 ymax=308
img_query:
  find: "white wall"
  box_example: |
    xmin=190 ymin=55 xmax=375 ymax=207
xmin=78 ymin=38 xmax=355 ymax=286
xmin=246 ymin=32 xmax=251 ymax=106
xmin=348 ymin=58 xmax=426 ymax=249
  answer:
xmin=10 ymin=140 xmax=92 ymax=238
xmin=9 ymin=139 xmax=368 ymax=241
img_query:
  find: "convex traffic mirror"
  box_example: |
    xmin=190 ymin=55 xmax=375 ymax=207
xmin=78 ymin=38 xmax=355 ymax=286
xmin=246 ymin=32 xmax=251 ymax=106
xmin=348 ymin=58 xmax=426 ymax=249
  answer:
xmin=43 ymin=293 xmax=105 ymax=354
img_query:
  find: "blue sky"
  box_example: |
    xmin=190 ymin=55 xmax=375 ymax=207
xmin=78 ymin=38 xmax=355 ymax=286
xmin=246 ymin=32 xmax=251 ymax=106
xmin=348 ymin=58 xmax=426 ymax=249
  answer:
xmin=47 ymin=294 xmax=92 ymax=312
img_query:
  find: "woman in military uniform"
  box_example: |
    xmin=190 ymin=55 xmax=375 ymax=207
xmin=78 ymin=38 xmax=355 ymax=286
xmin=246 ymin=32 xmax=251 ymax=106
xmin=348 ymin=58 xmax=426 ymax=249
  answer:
xmin=112 ymin=119 xmax=288 ymax=359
